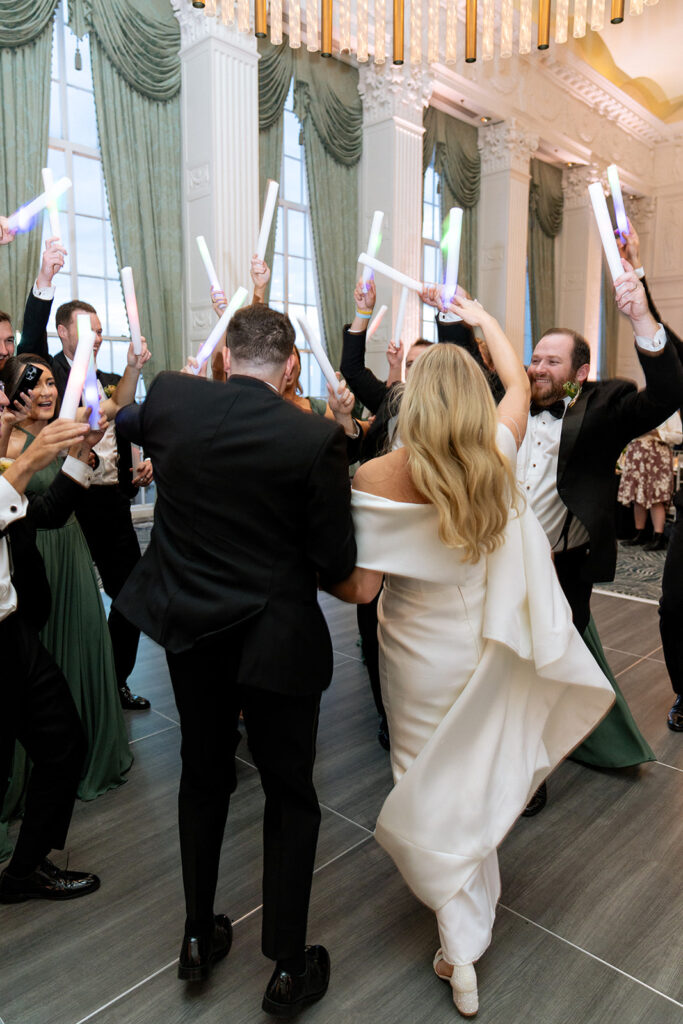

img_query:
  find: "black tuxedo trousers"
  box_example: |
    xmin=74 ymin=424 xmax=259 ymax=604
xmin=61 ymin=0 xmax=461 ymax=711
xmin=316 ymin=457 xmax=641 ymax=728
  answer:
xmin=166 ymin=631 xmax=321 ymax=958
xmin=659 ymin=490 xmax=683 ymax=697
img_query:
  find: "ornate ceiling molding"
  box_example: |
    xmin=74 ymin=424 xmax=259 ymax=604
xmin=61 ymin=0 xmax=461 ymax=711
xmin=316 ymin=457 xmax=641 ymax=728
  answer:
xmin=358 ymin=64 xmax=433 ymax=128
xmin=478 ymin=120 xmax=539 ymax=176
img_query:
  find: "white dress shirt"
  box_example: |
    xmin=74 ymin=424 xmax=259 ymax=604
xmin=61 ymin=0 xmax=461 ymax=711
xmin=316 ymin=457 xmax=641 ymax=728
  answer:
xmin=516 ymin=397 xmax=589 ymax=552
xmin=0 ymin=476 xmax=28 ymax=623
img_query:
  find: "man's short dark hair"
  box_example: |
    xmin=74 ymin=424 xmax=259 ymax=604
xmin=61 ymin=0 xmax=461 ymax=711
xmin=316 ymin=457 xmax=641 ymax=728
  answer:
xmin=0 ymin=310 xmax=12 ymax=327
xmin=55 ymin=300 xmax=97 ymax=331
xmin=227 ymin=304 xmax=296 ymax=367
xmin=411 ymin=338 xmax=433 ymax=350
xmin=540 ymin=328 xmax=591 ymax=373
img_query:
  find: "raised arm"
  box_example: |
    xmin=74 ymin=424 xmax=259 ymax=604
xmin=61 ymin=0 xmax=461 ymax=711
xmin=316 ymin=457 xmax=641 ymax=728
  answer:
xmin=340 ymin=279 xmax=387 ymax=413
xmin=100 ymin=340 xmax=151 ymax=419
xmin=17 ymin=238 xmax=66 ymax=357
xmin=447 ymin=294 xmax=530 ymax=449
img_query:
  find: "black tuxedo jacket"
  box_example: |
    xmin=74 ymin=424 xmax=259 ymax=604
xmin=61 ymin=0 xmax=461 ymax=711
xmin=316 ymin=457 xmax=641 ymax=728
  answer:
xmin=114 ymin=372 xmax=356 ymax=693
xmin=556 ymin=333 xmax=683 ymax=583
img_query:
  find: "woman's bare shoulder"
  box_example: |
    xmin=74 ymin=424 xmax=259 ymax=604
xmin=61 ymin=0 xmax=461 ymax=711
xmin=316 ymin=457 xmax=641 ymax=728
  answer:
xmin=353 ymin=449 xmax=427 ymax=503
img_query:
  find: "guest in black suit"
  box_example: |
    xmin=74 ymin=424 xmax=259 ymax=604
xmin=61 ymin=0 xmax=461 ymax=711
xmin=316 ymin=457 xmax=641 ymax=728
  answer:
xmin=616 ymin=224 xmax=683 ymax=732
xmin=18 ymin=289 xmax=152 ymax=711
xmin=114 ymin=303 xmax=356 ymax=1017
xmin=0 ymin=409 xmax=100 ymax=903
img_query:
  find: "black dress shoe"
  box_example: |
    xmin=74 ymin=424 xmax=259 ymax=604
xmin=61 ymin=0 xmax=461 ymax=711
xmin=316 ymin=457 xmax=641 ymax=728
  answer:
xmin=377 ymin=716 xmax=390 ymax=752
xmin=667 ymin=694 xmax=683 ymax=732
xmin=262 ymin=945 xmax=330 ymax=1018
xmin=119 ymin=685 xmax=151 ymax=710
xmin=178 ymin=914 xmax=232 ymax=981
xmin=0 ymin=857 xmax=100 ymax=903
xmin=521 ymin=782 xmax=547 ymax=817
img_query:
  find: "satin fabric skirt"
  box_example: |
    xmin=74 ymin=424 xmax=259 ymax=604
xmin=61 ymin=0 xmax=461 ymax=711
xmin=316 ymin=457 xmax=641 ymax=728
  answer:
xmin=377 ymin=567 xmax=500 ymax=966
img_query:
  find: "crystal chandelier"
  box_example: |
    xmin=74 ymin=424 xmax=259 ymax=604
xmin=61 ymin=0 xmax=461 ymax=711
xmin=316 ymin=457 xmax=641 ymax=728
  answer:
xmin=190 ymin=0 xmax=659 ymax=67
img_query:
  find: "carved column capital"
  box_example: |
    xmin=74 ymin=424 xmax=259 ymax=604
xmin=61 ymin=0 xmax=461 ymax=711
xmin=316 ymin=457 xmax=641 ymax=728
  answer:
xmin=478 ymin=120 xmax=539 ymax=176
xmin=358 ymin=63 xmax=432 ymax=128
xmin=170 ymin=0 xmax=256 ymax=54
xmin=563 ymin=164 xmax=602 ymax=210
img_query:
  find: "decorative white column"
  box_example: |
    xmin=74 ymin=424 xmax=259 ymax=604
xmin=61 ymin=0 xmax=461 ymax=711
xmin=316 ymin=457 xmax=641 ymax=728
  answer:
xmin=477 ymin=121 xmax=538 ymax=359
xmin=358 ymin=64 xmax=431 ymax=377
xmin=172 ymin=3 xmax=260 ymax=358
xmin=555 ymin=165 xmax=604 ymax=379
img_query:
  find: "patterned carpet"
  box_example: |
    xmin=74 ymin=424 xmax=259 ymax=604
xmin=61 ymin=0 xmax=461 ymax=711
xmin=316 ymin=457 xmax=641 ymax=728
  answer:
xmin=594 ymin=541 xmax=666 ymax=603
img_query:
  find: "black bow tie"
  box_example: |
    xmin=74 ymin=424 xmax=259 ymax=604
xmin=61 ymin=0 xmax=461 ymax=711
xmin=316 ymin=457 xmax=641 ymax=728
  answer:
xmin=530 ymin=400 xmax=565 ymax=419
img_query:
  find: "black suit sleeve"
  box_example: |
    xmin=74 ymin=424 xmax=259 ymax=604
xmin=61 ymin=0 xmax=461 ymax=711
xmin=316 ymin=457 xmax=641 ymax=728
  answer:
xmin=115 ymin=402 xmax=145 ymax=447
xmin=26 ymin=470 xmax=86 ymax=530
xmin=611 ymin=334 xmax=683 ymax=447
xmin=340 ymin=325 xmax=388 ymax=414
xmin=642 ymin=275 xmax=683 ymax=359
xmin=305 ymin=425 xmax=356 ymax=585
xmin=17 ymin=291 xmax=52 ymax=358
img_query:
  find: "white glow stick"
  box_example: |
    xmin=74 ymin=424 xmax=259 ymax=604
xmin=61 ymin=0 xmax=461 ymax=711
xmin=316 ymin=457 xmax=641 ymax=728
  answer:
xmin=393 ymin=287 xmax=409 ymax=344
xmin=361 ymin=211 xmax=384 ymax=288
xmin=607 ymin=165 xmax=629 ymax=242
xmin=41 ymin=168 xmax=61 ymax=240
xmin=8 ymin=177 xmax=72 ymax=233
xmin=120 ymin=266 xmax=143 ymax=355
xmin=588 ymin=182 xmax=624 ymax=284
xmin=60 ymin=314 xmax=96 ymax=421
xmin=367 ymin=304 xmax=388 ymax=339
xmin=196 ymin=235 xmax=222 ymax=292
xmin=194 ymin=286 xmax=249 ymax=372
xmin=256 ymin=180 xmax=279 ymax=261
xmin=296 ymin=313 xmax=342 ymax=397
xmin=82 ymin=354 xmax=100 ymax=430
xmin=358 ymin=253 xmax=423 ymax=293
xmin=443 ymin=207 xmax=463 ymax=305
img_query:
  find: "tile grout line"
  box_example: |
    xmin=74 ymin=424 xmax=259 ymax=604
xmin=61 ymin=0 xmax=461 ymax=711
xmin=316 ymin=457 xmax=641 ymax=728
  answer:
xmin=614 ymin=644 xmax=665 ymax=679
xmin=148 ymin=709 xmax=181 ymax=727
xmin=129 ymin=725 xmax=177 ymax=746
xmin=593 ymin=588 xmax=659 ymax=607
xmin=498 ymin=904 xmax=683 ymax=1009
xmin=655 ymin=759 xmax=683 ymax=774
xmin=71 ymin=833 xmax=373 ymax=1024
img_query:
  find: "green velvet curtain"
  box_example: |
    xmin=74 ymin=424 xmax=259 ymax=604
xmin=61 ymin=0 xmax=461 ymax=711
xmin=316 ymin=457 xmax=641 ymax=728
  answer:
xmin=68 ymin=0 xmax=182 ymax=376
xmin=527 ymin=158 xmax=564 ymax=347
xmin=422 ymin=107 xmax=480 ymax=297
xmin=258 ymin=41 xmax=362 ymax=368
xmin=0 ymin=0 xmax=59 ymax=324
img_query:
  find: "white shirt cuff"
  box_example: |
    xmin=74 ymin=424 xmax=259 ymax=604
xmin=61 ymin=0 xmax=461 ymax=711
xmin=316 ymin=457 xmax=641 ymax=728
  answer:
xmin=61 ymin=456 xmax=94 ymax=488
xmin=33 ymin=281 xmax=55 ymax=301
xmin=634 ymin=323 xmax=667 ymax=353
xmin=635 ymin=267 xmax=645 ymax=279
xmin=437 ymin=310 xmax=463 ymax=323
xmin=0 ymin=476 xmax=28 ymax=528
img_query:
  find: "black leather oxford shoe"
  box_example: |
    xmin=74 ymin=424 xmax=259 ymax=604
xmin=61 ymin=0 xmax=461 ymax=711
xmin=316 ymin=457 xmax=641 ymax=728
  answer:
xmin=119 ymin=685 xmax=151 ymax=710
xmin=178 ymin=914 xmax=232 ymax=981
xmin=667 ymin=694 xmax=683 ymax=732
xmin=262 ymin=945 xmax=330 ymax=1018
xmin=0 ymin=857 xmax=100 ymax=903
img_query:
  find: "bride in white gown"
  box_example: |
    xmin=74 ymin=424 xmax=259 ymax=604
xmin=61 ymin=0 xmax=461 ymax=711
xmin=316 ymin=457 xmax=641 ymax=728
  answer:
xmin=330 ymin=294 xmax=614 ymax=1017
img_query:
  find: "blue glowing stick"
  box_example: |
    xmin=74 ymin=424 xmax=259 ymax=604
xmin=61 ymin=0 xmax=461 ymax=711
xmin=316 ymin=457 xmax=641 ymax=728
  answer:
xmin=607 ymin=165 xmax=629 ymax=242
xmin=83 ymin=354 xmax=100 ymax=430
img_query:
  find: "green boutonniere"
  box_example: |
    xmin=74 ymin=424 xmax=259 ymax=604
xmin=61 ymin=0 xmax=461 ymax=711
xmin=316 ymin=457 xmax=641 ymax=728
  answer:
xmin=0 ymin=457 xmax=12 ymax=475
xmin=563 ymin=381 xmax=582 ymax=408
xmin=103 ymin=384 xmax=116 ymax=398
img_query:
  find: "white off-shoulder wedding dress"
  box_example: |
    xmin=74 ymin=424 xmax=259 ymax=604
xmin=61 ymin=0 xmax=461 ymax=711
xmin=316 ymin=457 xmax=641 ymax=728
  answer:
xmin=351 ymin=424 xmax=614 ymax=966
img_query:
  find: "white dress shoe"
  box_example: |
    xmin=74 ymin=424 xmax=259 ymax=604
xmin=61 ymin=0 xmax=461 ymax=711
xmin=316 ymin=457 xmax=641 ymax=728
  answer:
xmin=433 ymin=948 xmax=479 ymax=1018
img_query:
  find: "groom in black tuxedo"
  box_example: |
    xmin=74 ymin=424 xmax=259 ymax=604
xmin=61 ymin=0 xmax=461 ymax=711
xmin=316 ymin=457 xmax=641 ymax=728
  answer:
xmin=114 ymin=303 xmax=356 ymax=1017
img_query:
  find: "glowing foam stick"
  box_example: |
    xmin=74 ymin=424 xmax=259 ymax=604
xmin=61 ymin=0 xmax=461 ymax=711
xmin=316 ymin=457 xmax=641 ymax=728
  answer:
xmin=442 ymin=207 xmax=463 ymax=306
xmin=8 ymin=177 xmax=72 ymax=234
xmin=60 ymin=314 xmax=96 ymax=421
xmin=393 ymin=287 xmax=409 ymax=344
xmin=588 ymin=182 xmax=624 ymax=284
xmin=607 ymin=165 xmax=629 ymax=242
xmin=41 ymin=168 xmax=61 ymax=240
xmin=367 ymin=303 xmax=388 ymax=339
xmin=196 ymin=235 xmax=222 ymax=293
xmin=120 ymin=267 xmax=143 ymax=355
xmin=82 ymin=354 xmax=100 ymax=430
xmin=256 ymin=180 xmax=279 ymax=261
xmin=361 ymin=211 xmax=384 ymax=289
xmin=358 ymin=253 xmax=423 ymax=293
xmin=193 ymin=286 xmax=249 ymax=372
xmin=296 ymin=313 xmax=342 ymax=397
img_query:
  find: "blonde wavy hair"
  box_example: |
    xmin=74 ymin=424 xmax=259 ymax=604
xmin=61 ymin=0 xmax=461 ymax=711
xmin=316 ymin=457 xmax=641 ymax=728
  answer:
xmin=398 ymin=343 xmax=519 ymax=563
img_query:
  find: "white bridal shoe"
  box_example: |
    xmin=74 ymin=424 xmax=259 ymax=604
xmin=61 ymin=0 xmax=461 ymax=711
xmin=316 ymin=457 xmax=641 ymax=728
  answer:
xmin=433 ymin=948 xmax=479 ymax=1018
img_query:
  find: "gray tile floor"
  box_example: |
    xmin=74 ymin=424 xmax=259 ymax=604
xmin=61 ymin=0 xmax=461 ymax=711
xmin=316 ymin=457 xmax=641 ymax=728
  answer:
xmin=2 ymin=591 xmax=681 ymax=1024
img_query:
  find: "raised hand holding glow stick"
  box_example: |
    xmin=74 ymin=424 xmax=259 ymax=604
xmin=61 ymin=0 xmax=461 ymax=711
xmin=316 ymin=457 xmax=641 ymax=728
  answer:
xmin=393 ymin=287 xmax=409 ymax=345
xmin=60 ymin=314 xmax=96 ymax=420
xmin=367 ymin=303 xmax=388 ymax=339
xmin=607 ymin=165 xmax=629 ymax=243
xmin=193 ymin=286 xmax=249 ymax=372
xmin=442 ymin=207 xmax=463 ymax=306
xmin=361 ymin=211 xmax=384 ymax=289
xmin=82 ymin=354 xmax=100 ymax=430
xmin=120 ymin=267 xmax=143 ymax=355
xmin=358 ymin=253 xmax=423 ymax=293
xmin=8 ymin=177 xmax=72 ymax=234
xmin=296 ymin=313 xmax=342 ymax=398
xmin=588 ymin=182 xmax=624 ymax=284
xmin=196 ymin=236 xmax=222 ymax=293
xmin=41 ymin=168 xmax=61 ymax=240
xmin=256 ymin=180 xmax=279 ymax=261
